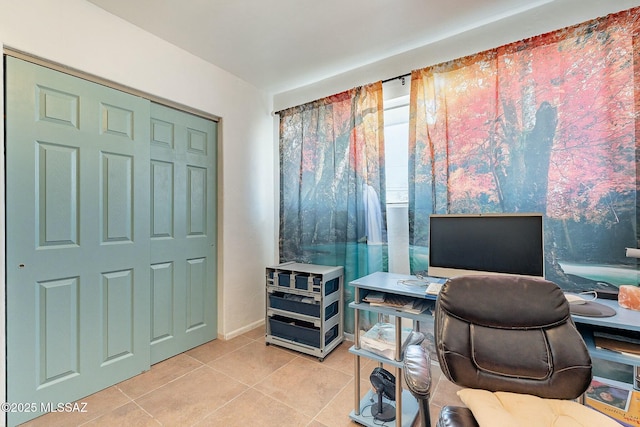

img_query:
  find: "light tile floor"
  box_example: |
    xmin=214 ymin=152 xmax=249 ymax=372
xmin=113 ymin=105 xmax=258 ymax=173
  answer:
xmin=20 ymin=326 xmax=464 ymax=426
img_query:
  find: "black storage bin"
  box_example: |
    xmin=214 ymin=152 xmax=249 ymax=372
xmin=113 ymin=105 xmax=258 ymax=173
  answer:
xmin=325 ymin=278 xmax=339 ymax=296
xmin=325 ymin=300 xmax=339 ymax=321
xmin=324 ymin=324 xmax=339 ymax=346
xmin=277 ymin=273 xmax=291 ymax=288
xmin=269 ymin=293 xmax=320 ymax=317
xmin=269 ymin=316 xmax=338 ymax=348
xmin=294 ymin=273 xmax=322 ymax=291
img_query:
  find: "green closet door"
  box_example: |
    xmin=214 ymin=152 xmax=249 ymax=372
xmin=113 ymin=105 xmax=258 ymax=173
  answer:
xmin=150 ymin=103 xmax=217 ymax=364
xmin=5 ymin=57 xmax=151 ymax=426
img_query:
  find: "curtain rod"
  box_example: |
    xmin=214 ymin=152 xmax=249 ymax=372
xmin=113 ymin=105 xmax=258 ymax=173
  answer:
xmin=275 ymin=72 xmax=413 ymax=115
xmin=382 ymin=72 xmax=411 ymax=84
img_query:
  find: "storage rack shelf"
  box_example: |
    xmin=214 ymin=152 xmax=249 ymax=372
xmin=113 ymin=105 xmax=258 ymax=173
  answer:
xmin=265 ymin=262 xmax=344 ymax=361
xmin=349 ymin=272 xmax=439 ymax=427
xmin=572 ymin=298 xmax=640 ymax=375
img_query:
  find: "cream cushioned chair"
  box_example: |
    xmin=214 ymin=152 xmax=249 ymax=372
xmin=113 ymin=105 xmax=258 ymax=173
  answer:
xmin=403 ymin=274 xmax=620 ymax=427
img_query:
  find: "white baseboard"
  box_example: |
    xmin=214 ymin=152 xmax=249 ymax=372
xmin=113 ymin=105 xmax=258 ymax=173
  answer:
xmin=221 ymin=321 xmax=355 ymax=343
xmin=221 ymin=319 xmax=265 ymax=340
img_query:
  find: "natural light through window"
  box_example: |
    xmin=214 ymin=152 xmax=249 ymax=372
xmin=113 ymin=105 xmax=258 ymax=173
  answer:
xmin=383 ymin=78 xmax=411 ymax=274
xmin=384 ymin=94 xmax=410 ymax=205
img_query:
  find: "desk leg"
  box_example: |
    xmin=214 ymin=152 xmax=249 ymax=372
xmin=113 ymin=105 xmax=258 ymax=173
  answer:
xmin=354 ymin=355 xmax=361 ymax=415
xmin=395 ymin=315 xmax=402 ymax=425
xmin=354 ymin=296 xmax=361 ymax=416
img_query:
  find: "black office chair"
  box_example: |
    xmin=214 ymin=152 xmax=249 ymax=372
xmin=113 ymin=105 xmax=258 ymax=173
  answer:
xmin=403 ymin=274 xmax=620 ymax=427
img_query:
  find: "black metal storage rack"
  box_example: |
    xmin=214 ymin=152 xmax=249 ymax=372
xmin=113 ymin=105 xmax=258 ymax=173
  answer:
xmin=265 ymin=262 xmax=344 ymax=361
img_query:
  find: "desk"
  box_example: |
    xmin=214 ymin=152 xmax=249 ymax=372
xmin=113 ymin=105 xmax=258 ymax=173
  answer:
xmin=348 ymin=272 xmax=442 ymax=427
xmin=572 ymin=299 xmax=640 ymax=370
xmin=354 ymin=274 xmax=640 ymax=369
xmin=348 ymin=272 xmax=640 ymax=426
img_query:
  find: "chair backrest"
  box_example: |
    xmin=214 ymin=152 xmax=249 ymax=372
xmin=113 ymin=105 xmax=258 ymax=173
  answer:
xmin=435 ymin=274 xmax=592 ymax=400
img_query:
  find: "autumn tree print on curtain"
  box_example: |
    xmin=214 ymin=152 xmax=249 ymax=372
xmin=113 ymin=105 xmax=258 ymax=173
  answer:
xmin=279 ymin=82 xmax=386 ymax=333
xmin=409 ymin=8 xmax=639 ymax=291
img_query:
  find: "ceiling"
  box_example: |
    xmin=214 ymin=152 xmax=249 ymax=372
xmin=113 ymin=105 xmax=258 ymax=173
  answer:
xmin=87 ymin=0 xmax=561 ymax=94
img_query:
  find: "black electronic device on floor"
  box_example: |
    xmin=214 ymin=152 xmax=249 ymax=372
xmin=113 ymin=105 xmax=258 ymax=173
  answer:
xmin=370 ymin=367 xmax=396 ymax=421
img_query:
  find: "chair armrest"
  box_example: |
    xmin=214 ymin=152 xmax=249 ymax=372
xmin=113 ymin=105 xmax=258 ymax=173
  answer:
xmin=437 ymin=406 xmax=479 ymax=427
xmin=403 ymin=344 xmax=432 ymax=399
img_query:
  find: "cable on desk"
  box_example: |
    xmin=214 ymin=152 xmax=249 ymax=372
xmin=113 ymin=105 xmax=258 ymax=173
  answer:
xmin=397 ymin=279 xmax=427 ymax=287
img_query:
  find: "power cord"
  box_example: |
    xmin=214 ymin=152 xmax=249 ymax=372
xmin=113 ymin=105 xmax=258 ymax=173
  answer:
xmin=397 ymin=279 xmax=428 ymax=287
xmin=359 ymin=402 xmax=396 ymax=427
xmin=578 ymin=290 xmax=598 ymax=301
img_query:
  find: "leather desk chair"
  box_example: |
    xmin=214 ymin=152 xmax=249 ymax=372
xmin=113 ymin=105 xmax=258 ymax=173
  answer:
xmin=403 ymin=274 xmax=620 ymax=427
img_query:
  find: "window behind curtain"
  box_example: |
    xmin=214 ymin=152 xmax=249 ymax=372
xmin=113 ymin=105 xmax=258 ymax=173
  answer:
xmin=383 ymin=78 xmax=411 ymax=274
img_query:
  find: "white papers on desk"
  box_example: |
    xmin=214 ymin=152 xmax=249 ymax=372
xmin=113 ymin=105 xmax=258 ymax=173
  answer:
xmin=360 ymin=322 xmax=414 ymax=360
xmin=363 ymin=292 xmax=385 ymax=304
xmin=426 ymin=282 xmax=443 ymax=295
xmin=363 ymin=292 xmax=433 ymax=314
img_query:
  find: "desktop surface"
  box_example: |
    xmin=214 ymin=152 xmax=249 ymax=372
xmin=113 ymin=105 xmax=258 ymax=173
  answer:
xmin=571 ymin=298 xmax=640 ymax=332
xmin=350 ymin=272 xmax=640 ymax=332
xmin=349 ymin=271 xmax=446 ymax=300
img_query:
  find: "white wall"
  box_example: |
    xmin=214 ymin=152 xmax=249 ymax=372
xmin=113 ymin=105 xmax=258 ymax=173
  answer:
xmin=0 ymin=0 xmax=276 ymax=415
xmin=273 ymin=0 xmax=640 ymax=111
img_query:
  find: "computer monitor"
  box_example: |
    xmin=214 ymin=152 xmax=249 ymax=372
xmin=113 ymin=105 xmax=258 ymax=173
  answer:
xmin=428 ymin=213 xmax=544 ymax=279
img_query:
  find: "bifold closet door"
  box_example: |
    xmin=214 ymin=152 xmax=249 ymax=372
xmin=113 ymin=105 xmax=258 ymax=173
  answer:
xmin=149 ymin=103 xmax=217 ymax=364
xmin=5 ymin=57 xmax=151 ymax=426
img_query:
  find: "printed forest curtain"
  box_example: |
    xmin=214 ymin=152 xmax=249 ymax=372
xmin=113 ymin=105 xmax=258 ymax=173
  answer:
xmin=409 ymin=7 xmax=640 ymax=291
xmin=279 ymin=82 xmax=386 ymax=333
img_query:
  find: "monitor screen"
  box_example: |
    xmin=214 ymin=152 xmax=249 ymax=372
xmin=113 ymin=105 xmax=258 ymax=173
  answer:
xmin=428 ymin=213 xmax=544 ymax=278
